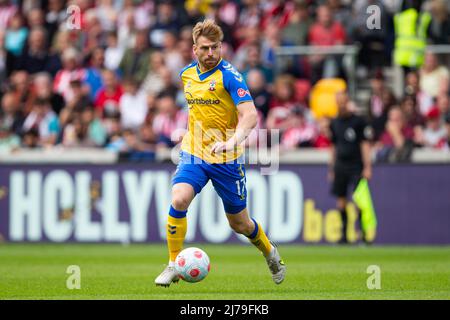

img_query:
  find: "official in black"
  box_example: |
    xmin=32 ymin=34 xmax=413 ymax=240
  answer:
xmin=329 ymin=90 xmax=373 ymax=243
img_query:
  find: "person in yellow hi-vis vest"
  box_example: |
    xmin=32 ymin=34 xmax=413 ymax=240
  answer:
xmin=394 ymin=0 xmax=431 ymax=70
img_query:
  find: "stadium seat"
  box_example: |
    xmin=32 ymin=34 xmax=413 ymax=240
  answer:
xmin=310 ymin=78 xmax=347 ymax=119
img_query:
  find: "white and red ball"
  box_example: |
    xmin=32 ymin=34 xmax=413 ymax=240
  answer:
xmin=175 ymin=247 xmax=210 ymax=283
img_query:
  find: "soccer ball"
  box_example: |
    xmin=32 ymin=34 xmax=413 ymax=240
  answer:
xmin=175 ymin=247 xmax=210 ymax=283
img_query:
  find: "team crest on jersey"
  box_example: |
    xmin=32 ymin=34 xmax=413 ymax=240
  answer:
xmin=209 ymin=80 xmax=216 ymax=91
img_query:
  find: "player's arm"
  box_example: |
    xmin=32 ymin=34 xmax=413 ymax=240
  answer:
xmin=360 ymin=121 xmax=373 ymax=180
xmin=361 ymin=141 xmax=372 ymax=180
xmin=211 ymin=101 xmax=257 ymax=154
xmin=328 ymin=144 xmax=336 ymax=182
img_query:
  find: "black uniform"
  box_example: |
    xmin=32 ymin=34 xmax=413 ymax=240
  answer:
xmin=330 ymin=114 xmax=372 ymax=197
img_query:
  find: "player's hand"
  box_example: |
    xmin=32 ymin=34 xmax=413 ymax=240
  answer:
xmin=210 ymin=140 xmax=235 ymax=154
xmin=362 ymin=167 xmax=372 ymax=180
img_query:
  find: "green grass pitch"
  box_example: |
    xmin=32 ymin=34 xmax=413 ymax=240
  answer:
xmin=0 ymin=244 xmax=449 ymax=300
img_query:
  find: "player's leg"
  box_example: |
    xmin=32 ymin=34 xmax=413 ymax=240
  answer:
xmin=155 ymin=183 xmax=197 ymax=287
xmin=208 ymin=161 xmax=286 ymax=284
xmin=155 ymin=152 xmax=208 ymax=287
xmin=167 ymin=183 xmax=195 ymax=265
xmin=331 ymin=165 xmax=350 ymax=244
xmin=226 ymin=208 xmax=286 ymax=285
xmin=336 ymin=197 xmax=348 ymax=244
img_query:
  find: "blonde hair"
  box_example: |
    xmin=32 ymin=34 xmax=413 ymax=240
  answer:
xmin=192 ymin=19 xmax=224 ymax=44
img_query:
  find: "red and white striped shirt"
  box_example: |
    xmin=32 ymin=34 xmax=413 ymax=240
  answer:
xmin=153 ymin=111 xmax=188 ymax=139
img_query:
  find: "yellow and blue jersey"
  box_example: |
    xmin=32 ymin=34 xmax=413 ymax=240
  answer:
xmin=179 ymin=58 xmax=253 ymax=163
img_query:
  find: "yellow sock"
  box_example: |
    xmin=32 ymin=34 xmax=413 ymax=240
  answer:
xmin=167 ymin=207 xmax=187 ymax=262
xmin=247 ymin=218 xmax=272 ymax=257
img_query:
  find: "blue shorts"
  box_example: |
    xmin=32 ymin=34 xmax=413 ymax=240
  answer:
xmin=172 ymin=151 xmax=247 ymax=214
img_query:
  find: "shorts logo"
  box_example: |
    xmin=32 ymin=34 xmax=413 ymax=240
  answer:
xmin=237 ymin=88 xmax=249 ymax=98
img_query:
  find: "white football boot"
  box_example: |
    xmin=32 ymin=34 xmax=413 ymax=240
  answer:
xmin=265 ymin=241 xmax=286 ymax=284
xmin=155 ymin=265 xmax=180 ymax=287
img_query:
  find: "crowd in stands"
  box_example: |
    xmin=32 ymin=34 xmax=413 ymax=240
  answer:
xmin=0 ymin=0 xmax=449 ymax=162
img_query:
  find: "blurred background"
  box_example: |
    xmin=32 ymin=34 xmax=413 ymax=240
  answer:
xmin=0 ymin=0 xmax=449 ymax=245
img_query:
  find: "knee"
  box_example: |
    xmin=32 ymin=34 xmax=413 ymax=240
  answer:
xmin=172 ymin=196 xmax=190 ymax=211
xmin=229 ymin=219 xmax=254 ymax=235
xmin=171 ymin=185 xmax=194 ymax=211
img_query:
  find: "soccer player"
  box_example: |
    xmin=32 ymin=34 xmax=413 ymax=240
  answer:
xmin=155 ymin=19 xmax=286 ymax=287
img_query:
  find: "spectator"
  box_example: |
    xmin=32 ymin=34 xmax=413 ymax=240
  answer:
xmin=393 ymin=0 xmax=431 ymax=71
xmin=9 ymin=70 xmax=30 ymax=111
xmin=400 ymin=94 xmax=424 ymax=128
xmin=308 ymin=4 xmax=347 ymax=83
xmin=241 ymin=43 xmax=274 ymax=85
xmin=149 ymin=0 xmax=183 ymax=49
xmin=162 ymin=31 xmax=184 ymax=83
xmin=14 ymin=27 xmax=61 ymax=76
xmin=31 ymin=72 xmax=65 ymax=115
xmin=45 ymin=0 xmax=67 ymax=45
xmin=53 ymin=47 xmax=85 ymax=103
xmin=428 ymin=0 xmax=450 ymax=45
xmin=260 ymin=21 xmax=288 ymax=69
xmin=0 ymin=91 xmax=24 ymax=135
xmin=0 ymin=121 xmax=20 ymax=154
xmin=352 ymin=0 xmax=391 ymax=70
xmin=281 ymin=0 xmax=312 ymax=46
xmin=71 ymin=78 xmax=92 ymax=113
xmin=261 ymin=0 xmax=294 ymax=30
xmin=62 ymin=111 xmax=98 ymax=147
xmin=232 ymin=26 xmax=261 ymax=71
xmin=281 ymin=106 xmax=318 ymax=149
xmin=213 ymin=0 xmax=239 ymax=27
xmin=119 ymin=78 xmax=148 ymax=130
xmin=94 ymin=0 xmax=118 ymax=32
xmin=104 ymin=31 xmax=125 ymax=72
xmin=436 ymin=93 xmax=450 ymax=122
xmin=368 ymin=70 xmax=396 ymax=140
xmin=235 ymin=0 xmax=262 ymax=45
xmin=22 ymin=98 xmax=60 ymax=147
xmin=94 ymin=69 xmax=123 ymax=118
xmin=205 ymin=0 xmax=235 ymax=48
xmin=80 ymin=106 xmax=107 ymax=147
xmin=415 ymin=106 xmax=448 ymax=149
xmin=404 ymin=70 xmax=434 ymax=116
xmin=119 ymin=29 xmax=152 ymax=84
xmin=141 ymin=51 xmax=167 ymax=96
xmin=118 ymin=0 xmax=154 ymax=33
xmin=26 ymin=7 xmax=46 ymax=29
xmin=419 ymin=51 xmax=450 ymax=99
xmin=313 ymin=116 xmax=332 ymax=148
xmin=84 ymin=47 xmax=106 ymax=101
xmin=5 ymin=13 xmax=28 ymax=56
xmin=328 ymin=0 xmax=353 ymax=36
xmin=0 ymin=0 xmax=18 ymax=31
xmin=82 ymin=11 xmax=107 ymax=57
xmin=246 ymin=69 xmax=272 ymax=120
xmin=152 ymin=94 xmax=187 ymax=149
xmin=266 ymin=74 xmax=304 ymax=132
xmin=21 ymin=128 xmax=39 ymax=148
xmin=376 ymin=107 xmax=415 ymax=162
xmin=117 ymin=6 xmax=137 ymax=49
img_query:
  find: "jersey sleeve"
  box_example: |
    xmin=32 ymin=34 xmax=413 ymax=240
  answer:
xmin=357 ymin=117 xmax=374 ymax=142
xmin=222 ymin=65 xmax=253 ymax=106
